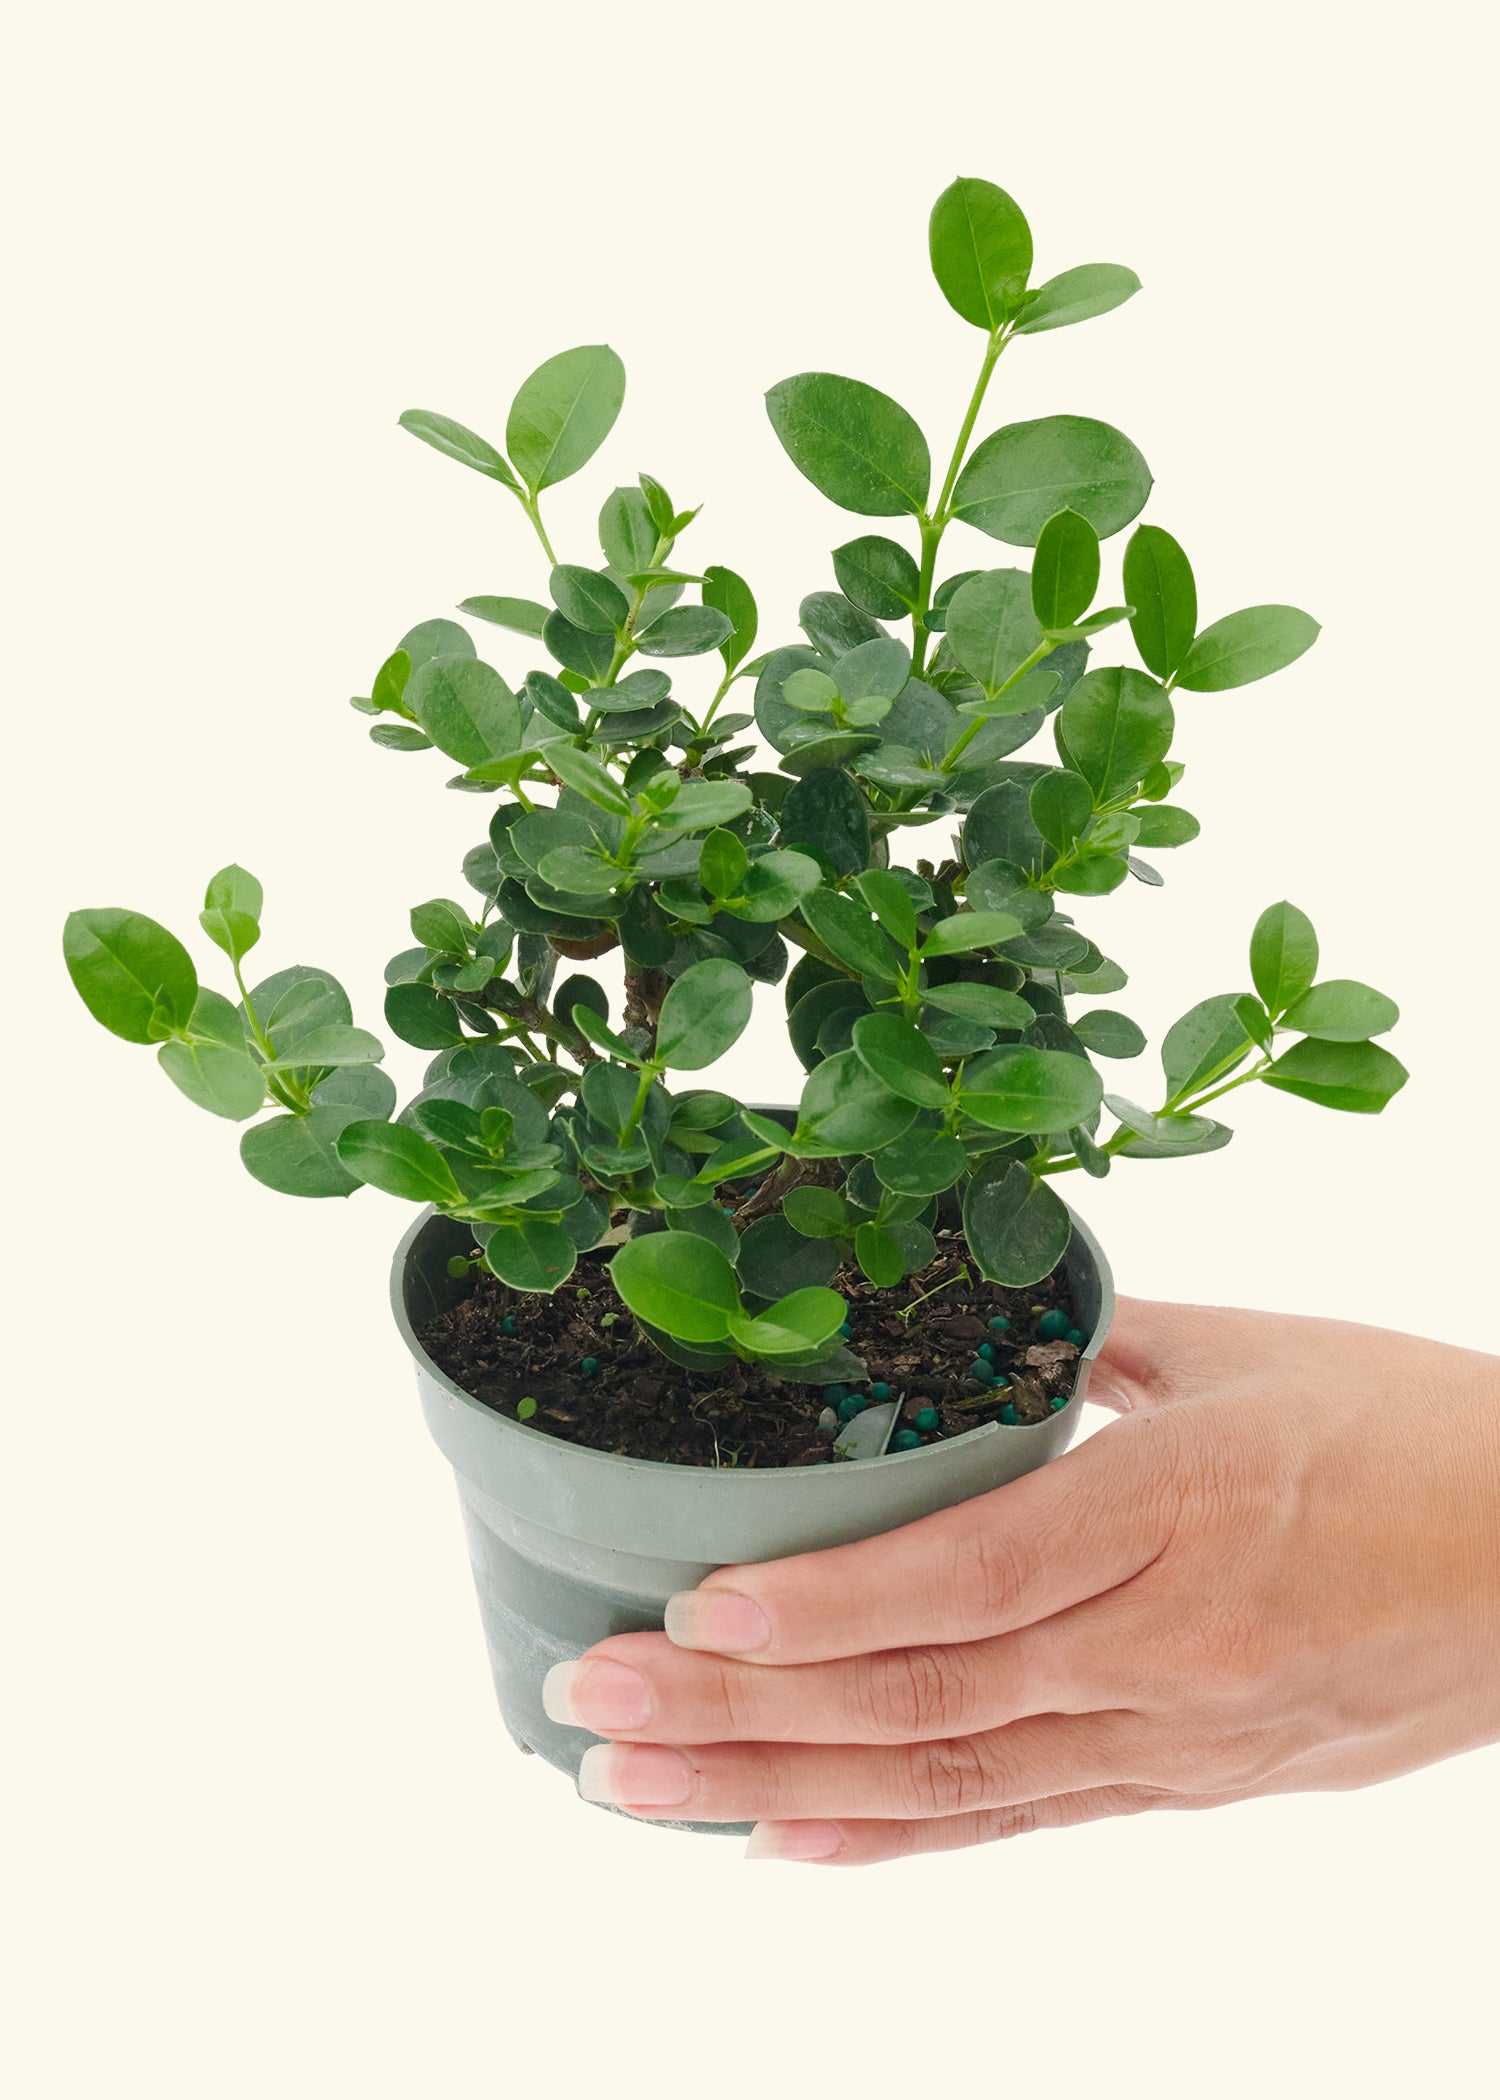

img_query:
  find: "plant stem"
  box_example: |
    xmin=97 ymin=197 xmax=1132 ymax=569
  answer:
xmin=911 ymin=329 xmax=1007 ymax=677
xmin=520 ymin=494 xmax=557 ymax=565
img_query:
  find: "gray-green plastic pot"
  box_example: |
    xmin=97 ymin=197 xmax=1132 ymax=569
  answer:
xmin=395 ymin=1193 xmax=1113 ymax=1835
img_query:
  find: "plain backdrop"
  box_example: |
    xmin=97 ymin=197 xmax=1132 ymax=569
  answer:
xmin=5 ymin=2 xmax=1497 ymax=2094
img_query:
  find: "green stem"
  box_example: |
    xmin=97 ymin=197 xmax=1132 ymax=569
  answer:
xmin=938 ymin=639 xmax=1054 ymax=773
xmin=911 ymin=329 xmax=1008 ymax=677
xmin=620 ymin=1062 xmax=660 ymax=1144
xmin=520 ymin=494 xmax=557 ymax=565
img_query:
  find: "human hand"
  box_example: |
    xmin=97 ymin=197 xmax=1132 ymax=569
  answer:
xmin=541 ymin=1298 xmax=1500 ymax=1863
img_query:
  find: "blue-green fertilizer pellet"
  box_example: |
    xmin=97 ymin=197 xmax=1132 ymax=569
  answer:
xmin=998 ymin=1403 xmax=1021 ymax=1426
xmin=1066 ymin=1328 xmax=1087 ymax=1348
xmin=967 ymin=1358 xmax=996 ymax=1385
xmin=1050 ymin=1394 xmax=1069 ymax=1412
xmin=1036 ymin=1309 xmax=1071 ymax=1342
xmin=501 ymin=1315 xmax=518 ymax=1338
xmin=978 ymin=1341 xmax=996 ymax=1362
xmin=914 ymin=1406 xmax=941 ymax=1433
xmin=579 ymin=1357 xmax=599 ymax=1375
xmin=839 ymin=1321 xmax=853 ymax=1340
xmin=869 ymin=1381 xmax=891 ymax=1401
xmin=837 ymin=1391 xmax=869 ymax=1422
xmin=823 ymin=1384 xmax=847 ymax=1405
xmin=891 ymin=1428 xmax=922 ymax=1451
xmin=988 ymin=1314 xmax=1011 ymax=1333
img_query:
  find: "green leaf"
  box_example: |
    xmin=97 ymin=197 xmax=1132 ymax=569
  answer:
xmin=655 ymin=958 xmax=753 ymax=1070
xmin=736 ymin=1215 xmax=839 ymax=1300
xmin=699 ymin=828 xmax=748 ymax=898
xmin=397 ymin=409 xmax=519 ymax=490
xmin=599 ymin=486 xmax=658 ymax=572
xmin=765 ymin=372 xmax=931 ymax=517
xmin=963 ymin=1160 xmax=1071 ymax=1286
xmin=1132 ymin=804 xmax=1199 ymax=848
xmin=730 ymin=849 xmax=822 ymax=922
xmin=335 ymin=1119 xmax=464 ymax=1202
xmin=1029 ymin=769 xmax=1094 ymax=854
xmin=406 ymin=655 xmax=522 ymax=767
xmin=783 ymin=1186 xmax=852 ymax=1239
xmin=779 ymin=767 xmax=871 ymax=877
xmin=961 ymin=1045 xmax=1103 ymax=1132
xmin=855 ymin=1221 xmax=905 ymax=1288
xmin=636 ymin=605 xmax=734 ymax=657
xmin=701 ymin=565 xmax=758 ymax=674
xmin=1262 ymin=1038 xmax=1408 ymax=1114
xmin=384 ymin=982 xmax=465 ymax=1051
xmin=1031 ymin=509 xmax=1100 ymax=631
xmin=543 ymin=742 xmax=631 ymax=815
xmin=921 ymin=909 xmax=1023 ymax=958
xmin=1122 ymin=525 xmax=1196 ymax=678
xmin=1105 ymin=1095 xmax=1219 ymax=1148
xmin=833 ymin=536 xmax=920 ymax=619
xmin=834 ymin=636 xmax=911 ymax=707
xmin=1250 ymin=901 xmax=1319 ymax=1018
xmin=921 ymin=982 xmax=1032 ymax=1030
xmin=1234 ymin=993 xmax=1275 ymax=1052
xmin=852 ymin=868 xmax=918 ymax=951
xmin=549 ymin=565 xmax=629 ymax=635
xmin=369 ymin=724 xmax=433 ymax=752
xmin=872 ymin=1126 xmax=967 ymax=1196
xmin=946 ymin=569 xmax=1043 ymax=692
xmin=240 ymin=1105 xmax=367 ymax=1198
xmin=928 ymin=176 xmax=1033 ymax=330
xmin=1070 ymin=1009 xmax=1146 ymax=1059
xmin=1059 ymin=667 xmax=1174 ymax=802
xmin=801 ymin=888 xmax=904 ymax=983
xmin=543 ymin=611 xmax=615 ymax=681
xmin=506 ymin=344 xmax=625 ymax=494
xmin=248 ymin=965 xmax=352 ymax=1052
xmin=1011 ymin=263 xmax=1141 ymax=335
xmin=784 ymin=668 xmax=839 ymax=714
xmin=270 ymin=1024 xmax=384 ymax=1071
xmin=409 ymin=897 xmax=472 ymax=954
xmin=158 ymin=1035 xmax=266 ymax=1120
xmin=728 ymin=1283 xmax=847 ymax=1359
xmin=794 ymin=1049 xmax=918 ymax=1155
xmin=1281 ymin=980 xmax=1400 ymax=1042
xmin=1177 ymin=606 xmax=1320 ymax=691
xmin=610 ymin=1230 xmax=741 ymax=1343
xmin=1161 ymin=994 xmax=1253 ymax=1100
xmin=851 ymin=1012 xmax=951 ymax=1108
xmin=951 ymin=416 xmax=1152 ymax=547
xmin=64 ymin=908 xmax=198 ymax=1043
xmin=482 ymin=1217 xmax=578 ymax=1291
xmin=459 ymin=595 xmax=550 ymax=638
xmin=649 ymin=779 xmax=754 ymax=833
xmin=199 ymin=864 xmax=262 ymax=964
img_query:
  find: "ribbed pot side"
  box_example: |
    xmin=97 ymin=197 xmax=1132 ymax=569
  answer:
xmin=394 ymin=1195 xmax=1114 ymax=1835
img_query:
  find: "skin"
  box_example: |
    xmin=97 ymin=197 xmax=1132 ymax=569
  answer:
xmin=542 ymin=1298 xmax=1500 ymax=1863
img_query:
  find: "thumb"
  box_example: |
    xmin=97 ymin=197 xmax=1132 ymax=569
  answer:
xmin=1090 ymin=1294 xmax=1274 ymax=1413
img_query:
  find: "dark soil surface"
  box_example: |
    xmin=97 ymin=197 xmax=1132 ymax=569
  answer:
xmin=416 ymin=1232 xmax=1086 ymax=1469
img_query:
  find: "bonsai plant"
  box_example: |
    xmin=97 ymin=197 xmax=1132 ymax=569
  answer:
xmin=64 ymin=176 xmax=1404 ymax=1811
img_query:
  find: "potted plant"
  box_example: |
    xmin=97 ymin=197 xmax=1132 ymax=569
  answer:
xmin=63 ymin=175 xmax=1404 ymax=1832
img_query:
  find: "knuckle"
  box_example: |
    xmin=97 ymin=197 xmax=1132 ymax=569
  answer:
xmin=898 ymin=1733 xmax=997 ymax=1818
xmin=856 ymin=1646 xmax=976 ymax=1741
xmin=941 ymin=1521 xmax=1040 ymax=1642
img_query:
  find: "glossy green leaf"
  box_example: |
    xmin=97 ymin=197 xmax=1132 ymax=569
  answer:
xmin=1029 ymin=769 xmax=1094 ymax=854
xmin=729 ymin=1284 xmax=847 ymax=1359
xmin=960 ymin=1044 xmax=1103 ymax=1132
xmin=1059 ymin=667 xmax=1174 ymax=802
xmin=800 ymin=888 xmax=904 ymax=983
xmin=928 ymin=176 xmax=1033 ymax=330
xmin=158 ymin=1035 xmax=266 ymax=1120
xmin=1161 ymin=994 xmax=1252 ymax=1100
xmin=833 ymin=536 xmax=920 ymax=619
xmin=610 ymin=1230 xmax=741 ymax=1343
xmin=405 ymin=655 xmax=522 ymax=767
xmin=543 ymin=742 xmax=631 ymax=815
xmin=963 ymin=1159 xmax=1071 ymax=1286
xmin=765 ymin=372 xmax=931 ymax=517
xmin=921 ymin=909 xmax=1024 ymax=958
xmin=655 ymin=958 xmax=753 ymax=1070
xmin=1261 ymin=1038 xmax=1408 ymax=1114
xmin=199 ymin=864 xmax=262 ymax=964
xmin=852 ymin=868 xmax=918 ymax=951
xmin=779 ymin=767 xmax=871 ymax=877
xmin=1250 ymin=901 xmax=1319 ymax=1018
xmin=636 ymin=605 xmax=733 ymax=657
xmin=730 ymin=850 xmax=822 ymax=921
xmin=871 ymin=1126 xmax=967 ymax=1196
xmin=1132 ymin=804 xmax=1199 ymax=848
xmin=1177 ymin=606 xmax=1320 ymax=691
xmin=459 ymin=595 xmax=550 ymax=638
xmin=240 ymin=1105 xmax=366 ymax=1198
xmin=335 ymin=1119 xmax=464 ymax=1202
xmin=270 ymin=1025 xmax=384 ymax=1071
xmin=1012 ymin=263 xmax=1141 ymax=334
xmin=1281 ymin=980 xmax=1400 ymax=1042
xmin=699 ymin=828 xmax=748 ymax=898
xmin=854 ymin=1221 xmax=905 ymax=1288
xmin=1122 ymin=525 xmax=1196 ymax=678
xmin=1070 ymin=1009 xmax=1146 ymax=1058
xmin=783 ymin=1186 xmax=852 ymax=1240
xmin=1105 ymin=1095 xmax=1220 ymax=1148
xmin=64 ymin=909 xmax=198 ymax=1044
xmin=369 ymin=723 xmax=432 ymax=752
xmin=920 ymin=982 xmax=1033 ymax=1030
xmin=397 ymin=409 xmax=519 ymax=490
xmin=649 ymin=779 xmax=754 ymax=833
xmin=549 ymin=565 xmax=629 ymax=635
xmin=736 ymin=1215 xmax=840 ymax=1301
xmin=506 ymin=345 xmax=625 ymax=494
xmin=701 ymin=565 xmax=758 ymax=674
xmin=946 ymin=568 xmax=1043 ymax=692
xmin=951 ymin=416 xmax=1152 ymax=547
xmin=384 ymin=981 xmax=465 ymax=1050
xmin=834 ymin=636 xmax=911 ymax=706
xmin=794 ymin=1049 xmax=918 ymax=1155
xmin=851 ymin=1012 xmax=951 ymax=1108
xmin=1031 ymin=509 xmax=1100 ymax=630
xmin=482 ymin=1217 xmax=579 ymax=1291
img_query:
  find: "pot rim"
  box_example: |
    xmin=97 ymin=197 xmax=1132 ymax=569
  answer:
xmin=390 ymin=1193 xmax=1114 ymax=1491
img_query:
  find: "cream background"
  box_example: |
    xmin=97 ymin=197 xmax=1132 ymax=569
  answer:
xmin=5 ymin=2 xmax=1497 ymax=2093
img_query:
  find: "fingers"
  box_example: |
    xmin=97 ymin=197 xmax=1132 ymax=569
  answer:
xmin=546 ymin=1605 xmax=1133 ymax=1746
xmin=662 ymin=1416 xmax=1175 ymax=1665
xmin=746 ymin=1783 xmax=1165 ymax=1865
xmin=575 ymin=1710 xmax=1148 ymax=1824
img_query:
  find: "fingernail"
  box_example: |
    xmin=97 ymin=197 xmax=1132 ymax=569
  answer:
xmin=543 ymin=1659 xmax=652 ymax=1732
xmin=664 ymin=1587 xmax=771 ymax=1654
xmin=577 ymin=1743 xmax=695 ymax=1807
xmin=744 ymin=1820 xmax=846 ymax=1862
